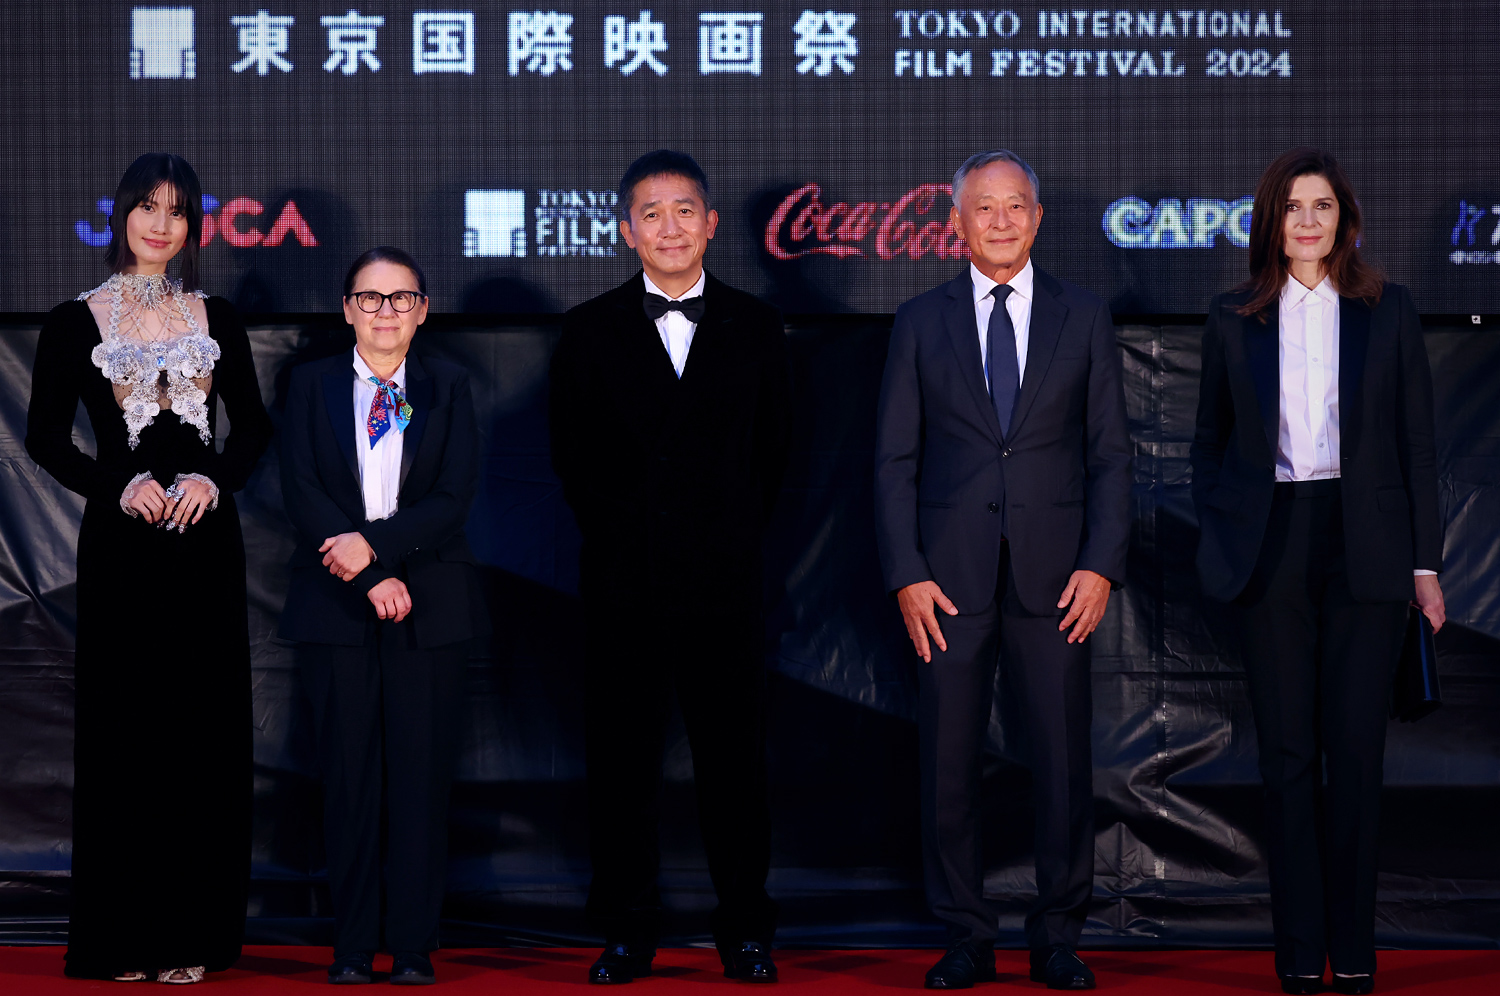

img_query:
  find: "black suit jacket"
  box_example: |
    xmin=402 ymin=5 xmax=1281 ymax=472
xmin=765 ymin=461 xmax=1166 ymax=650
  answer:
xmin=1190 ymin=283 xmax=1442 ymax=603
xmin=278 ymin=348 xmax=485 ymax=648
xmin=875 ymin=266 xmax=1132 ymax=616
xmin=549 ymin=271 xmax=791 ymax=596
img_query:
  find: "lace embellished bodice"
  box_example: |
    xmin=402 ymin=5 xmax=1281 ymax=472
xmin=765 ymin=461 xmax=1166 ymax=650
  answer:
xmin=80 ymin=272 xmax=220 ymax=449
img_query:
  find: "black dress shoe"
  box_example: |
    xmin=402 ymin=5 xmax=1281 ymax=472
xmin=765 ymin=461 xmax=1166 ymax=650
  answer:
xmin=589 ymin=942 xmax=655 ymax=984
xmin=1280 ymin=977 xmax=1327 ymax=994
xmin=1029 ymin=946 xmax=1095 ymax=990
xmin=1330 ymin=975 xmax=1373 ymax=995
xmin=723 ymin=941 xmax=778 ymax=983
xmin=924 ymin=943 xmax=996 ymax=989
xmin=390 ymin=952 xmax=436 ymax=986
xmin=327 ymin=953 xmax=373 ymax=985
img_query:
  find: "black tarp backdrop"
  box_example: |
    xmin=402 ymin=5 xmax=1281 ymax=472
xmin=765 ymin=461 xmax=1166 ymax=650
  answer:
xmin=0 ymin=315 xmax=1497 ymax=949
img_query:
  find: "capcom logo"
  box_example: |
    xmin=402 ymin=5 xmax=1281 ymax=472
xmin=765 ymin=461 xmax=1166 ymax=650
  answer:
xmin=1103 ymin=196 xmax=1253 ymax=248
xmin=464 ymin=190 xmax=528 ymax=258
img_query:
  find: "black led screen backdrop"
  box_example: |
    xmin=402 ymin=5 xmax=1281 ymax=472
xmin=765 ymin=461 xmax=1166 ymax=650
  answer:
xmin=2 ymin=2 xmax=1497 ymax=314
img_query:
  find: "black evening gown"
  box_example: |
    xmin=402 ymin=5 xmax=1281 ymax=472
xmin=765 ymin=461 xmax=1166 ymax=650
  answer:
xmin=25 ymin=296 xmax=272 ymax=978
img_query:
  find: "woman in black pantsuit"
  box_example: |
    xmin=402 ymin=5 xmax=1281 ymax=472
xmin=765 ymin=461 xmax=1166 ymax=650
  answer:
xmin=1191 ymin=148 xmax=1446 ymax=996
xmin=278 ymin=247 xmax=485 ymax=987
xmin=26 ymin=153 xmax=271 ymax=984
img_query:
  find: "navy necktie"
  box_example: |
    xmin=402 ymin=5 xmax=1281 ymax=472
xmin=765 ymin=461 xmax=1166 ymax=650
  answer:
xmin=987 ymin=284 xmax=1019 ymax=437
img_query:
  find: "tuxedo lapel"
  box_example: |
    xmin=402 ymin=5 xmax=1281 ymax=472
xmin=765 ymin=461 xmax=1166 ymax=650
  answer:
xmin=1241 ymin=308 xmax=1281 ymax=462
xmin=322 ymin=365 xmax=360 ymax=488
xmin=1008 ymin=270 xmax=1068 ymax=439
xmin=613 ymin=273 xmax=681 ymax=387
xmin=398 ymin=353 xmax=434 ymax=494
xmin=942 ymin=272 xmax=1003 ymax=445
xmin=680 ymin=272 xmax=733 ymax=384
xmin=1338 ymin=295 xmax=1371 ymax=459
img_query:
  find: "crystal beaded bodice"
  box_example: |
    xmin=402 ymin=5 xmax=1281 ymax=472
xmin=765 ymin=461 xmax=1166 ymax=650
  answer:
xmin=81 ymin=273 xmax=220 ymax=449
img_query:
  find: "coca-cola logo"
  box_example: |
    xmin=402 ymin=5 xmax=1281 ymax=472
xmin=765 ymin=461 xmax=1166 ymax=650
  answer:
xmin=765 ymin=183 xmax=972 ymax=262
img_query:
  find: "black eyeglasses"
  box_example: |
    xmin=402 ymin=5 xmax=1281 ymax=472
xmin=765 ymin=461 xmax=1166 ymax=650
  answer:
xmin=347 ymin=290 xmax=426 ymax=313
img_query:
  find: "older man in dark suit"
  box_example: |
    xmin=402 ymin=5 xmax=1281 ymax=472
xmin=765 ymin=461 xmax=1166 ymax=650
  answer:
xmin=549 ymin=150 xmax=791 ymax=985
xmin=875 ymin=151 xmax=1131 ymax=990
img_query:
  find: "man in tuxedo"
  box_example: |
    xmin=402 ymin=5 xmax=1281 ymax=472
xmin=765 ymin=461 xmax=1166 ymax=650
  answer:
xmin=549 ymin=150 xmax=791 ymax=985
xmin=875 ymin=151 xmax=1131 ymax=990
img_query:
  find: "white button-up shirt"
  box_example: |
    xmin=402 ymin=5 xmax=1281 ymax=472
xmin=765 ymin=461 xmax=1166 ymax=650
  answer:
xmin=352 ymin=349 xmax=405 ymax=522
xmin=1277 ymin=277 xmax=1433 ymax=576
xmin=970 ymin=259 xmax=1034 ymax=390
xmin=1276 ymin=276 xmax=1341 ymax=483
xmin=644 ymin=270 xmax=706 ymax=378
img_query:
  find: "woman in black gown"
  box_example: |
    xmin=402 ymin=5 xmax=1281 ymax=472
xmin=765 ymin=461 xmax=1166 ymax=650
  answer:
xmin=25 ymin=153 xmax=271 ymax=984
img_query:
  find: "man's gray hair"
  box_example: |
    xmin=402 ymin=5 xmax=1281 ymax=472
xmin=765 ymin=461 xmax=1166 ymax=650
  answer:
xmin=951 ymin=150 xmax=1040 ymax=206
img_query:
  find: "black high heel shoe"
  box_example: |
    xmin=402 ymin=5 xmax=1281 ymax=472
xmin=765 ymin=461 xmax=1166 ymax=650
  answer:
xmin=1280 ymin=977 xmax=1326 ymax=995
xmin=1331 ymin=975 xmax=1373 ymax=995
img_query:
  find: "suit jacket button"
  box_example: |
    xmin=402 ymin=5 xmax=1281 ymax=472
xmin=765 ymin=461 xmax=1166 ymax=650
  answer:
xmin=987 ymin=502 xmax=999 ymax=513
xmin=1002 ymin=448 xmax=1013 ymax=458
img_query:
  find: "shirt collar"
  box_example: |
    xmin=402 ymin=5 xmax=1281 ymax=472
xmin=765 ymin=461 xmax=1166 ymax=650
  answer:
xmin=1281 ymin=275 xmax=1339 ymax=311
xmin=970 ymin=258 xmax=1034 ymax=305
xmin=642 ymin=269 xmax=707 ymax=303
xmin=353 ymin=348 xmax=406 ymax=389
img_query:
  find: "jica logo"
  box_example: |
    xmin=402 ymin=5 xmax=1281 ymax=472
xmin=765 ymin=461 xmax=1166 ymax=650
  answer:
xmin=1102 ymin=196 xmax=1253 ymax=248
xmin=76 ymin=195 xmax=318 ymax=248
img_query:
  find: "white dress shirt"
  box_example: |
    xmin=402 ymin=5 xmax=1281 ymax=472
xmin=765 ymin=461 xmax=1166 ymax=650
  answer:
xmin=1277 ymin=276 xmax=1341 ymax=483
xmin=643 ymin=270 xmax=706 ymax=378
xmin=970 ymin=259 xmax=1034 ymax=390
xmin=352 ymin=349 xmax=405 ymax=522
xmin=1277 ymin=278 xmax=1434 ymax=576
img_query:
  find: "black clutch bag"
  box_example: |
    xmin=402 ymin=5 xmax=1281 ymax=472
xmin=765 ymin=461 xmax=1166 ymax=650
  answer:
xmin=1390 ymin=606 xmax=1441 ymax=723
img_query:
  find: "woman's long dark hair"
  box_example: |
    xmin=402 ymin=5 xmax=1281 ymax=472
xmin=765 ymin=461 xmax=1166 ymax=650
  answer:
xmin=1235 ymin=147 xmax=1383 ymax=319
xmin=105 ymin=153 xmax=204 ymax=291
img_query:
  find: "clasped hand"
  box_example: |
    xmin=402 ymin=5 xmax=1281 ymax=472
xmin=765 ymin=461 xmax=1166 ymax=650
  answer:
xmin=126 ymin=477 xmax=215 ymax=532
xmin=367 ymin=577 xmax=412 ymax=622
xmin=321 ymin=531 xmax=375 ymax=580
xmin=320 ymin=532 xmax=412 ymax=622
xmin=897 ymin=569 xmax=1112 ymax=662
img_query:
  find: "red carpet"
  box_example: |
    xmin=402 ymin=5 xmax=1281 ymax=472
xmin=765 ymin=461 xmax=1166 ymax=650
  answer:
xmin=2 ymin=947 xmax=1497 ymax=993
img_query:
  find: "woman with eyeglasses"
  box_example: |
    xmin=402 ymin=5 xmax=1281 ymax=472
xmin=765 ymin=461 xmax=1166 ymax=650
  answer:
xmin=25 ymin=153 xmax=272 ymax=984
xmin=278 ymin=247 xmax=486 ymax=986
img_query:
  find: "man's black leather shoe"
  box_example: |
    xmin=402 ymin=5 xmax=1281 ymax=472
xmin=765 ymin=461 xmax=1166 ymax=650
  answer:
xmin=924 ymin=943 xmax=996 ymax=989
xmin=326 ymin=953 xmax=373 ymax=985
xmin=722 ymin=941 xmax=778 ymax=983
xmin=1330 ymin=976 xmax=1372 ymax=995
xmin=1029 ymin=946 xmax=1095 ymax=990
xmin=1280 ymin=977 xmax=1327 ymax=994
xmin=390 ymin=952 xmax=436 ymax=986
xmin=589 ymin=942 xmax=655 ymax=984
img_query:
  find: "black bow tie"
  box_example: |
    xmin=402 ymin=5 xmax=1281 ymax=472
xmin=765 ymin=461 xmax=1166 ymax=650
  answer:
xmin=643 ymin=292 xmax=706 ymax=323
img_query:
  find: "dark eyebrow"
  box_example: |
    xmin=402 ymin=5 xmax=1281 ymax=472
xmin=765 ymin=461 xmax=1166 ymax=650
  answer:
xmin=638 ymin=197 xmax=699 ymax=211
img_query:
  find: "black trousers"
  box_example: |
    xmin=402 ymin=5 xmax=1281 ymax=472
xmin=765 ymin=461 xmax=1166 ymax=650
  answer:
xmin=919 ymin=543 xmax=1094 ymax=950
xmin=1234 ymin=481 xmax=1407 ymax=978
xmin=299 ymin=623 xmax=468 ymax=958
xmin=583 ymin=585 xmax=776 ymax=952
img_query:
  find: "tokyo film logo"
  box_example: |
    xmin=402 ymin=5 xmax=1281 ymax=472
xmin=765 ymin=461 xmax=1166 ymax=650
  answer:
xmin=463 ymin=188 xmax=619 ymax=258
xmin=464 ymin=191 xmax=528 ymax=257
xmin=533 ymin=189 xmax=619 ymax=257
xmin=131 ymin=7 xmax=196 ymax=79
